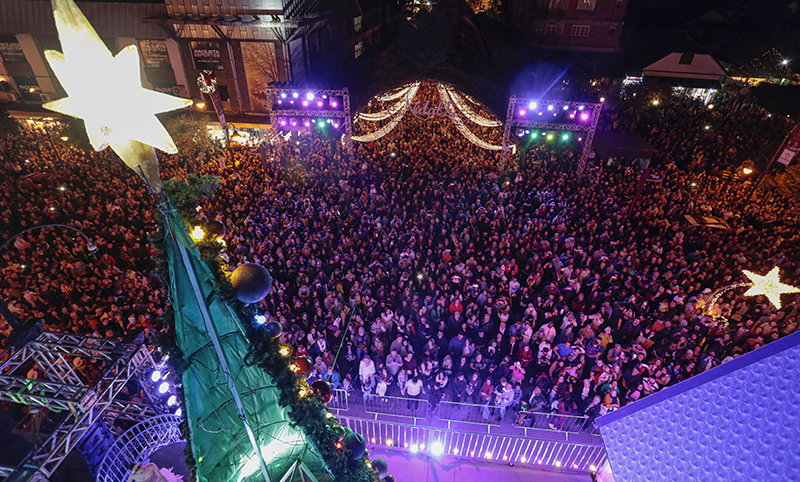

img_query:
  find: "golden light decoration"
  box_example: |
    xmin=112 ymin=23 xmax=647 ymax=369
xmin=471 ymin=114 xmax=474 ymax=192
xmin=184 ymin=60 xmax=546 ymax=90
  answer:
xmin=190 ymin=226 xmax=205 ymax=241
xmin=325 ymin=412 xmax=333 ymax=419
xmin=42 ymin=0 xmax=192 ymax=192
xmin=289 ymin=363 xmax=299 ymax=373
xmin=298 ymin=388 xmax=308 ymax=398
xmin=742 ymin=267 xmax=799 ymax=309
xmin=278 ymin=346 xmax=291 ymax=357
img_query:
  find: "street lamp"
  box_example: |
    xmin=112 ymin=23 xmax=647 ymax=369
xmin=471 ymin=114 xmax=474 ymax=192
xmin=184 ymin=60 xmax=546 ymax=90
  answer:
xmin=0 ymin=224 xmax=97 ymax=346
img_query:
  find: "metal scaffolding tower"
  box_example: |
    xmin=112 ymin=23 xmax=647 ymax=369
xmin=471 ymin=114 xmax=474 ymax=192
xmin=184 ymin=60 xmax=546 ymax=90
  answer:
xmin=0 ymin=331 xmax=157 ymax=482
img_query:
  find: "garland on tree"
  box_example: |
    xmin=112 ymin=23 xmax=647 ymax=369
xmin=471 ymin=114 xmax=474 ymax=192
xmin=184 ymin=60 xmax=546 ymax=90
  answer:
xmin=150 ymin=176 xmax=380 ymax=482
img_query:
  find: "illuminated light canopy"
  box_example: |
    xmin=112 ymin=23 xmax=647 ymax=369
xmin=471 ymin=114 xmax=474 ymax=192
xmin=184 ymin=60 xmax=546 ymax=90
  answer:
xmin=443 ymin=87 xmax=502 ymax=127
xmin=42 ymin=0 xmax=191 ymax=164
xmin=742 ymin=267 xmax=799 ymax=309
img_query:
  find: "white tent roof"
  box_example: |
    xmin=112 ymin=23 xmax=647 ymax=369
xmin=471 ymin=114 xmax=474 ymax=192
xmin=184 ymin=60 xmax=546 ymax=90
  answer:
xmin=643 ymin=53 xmax=727 ymax=81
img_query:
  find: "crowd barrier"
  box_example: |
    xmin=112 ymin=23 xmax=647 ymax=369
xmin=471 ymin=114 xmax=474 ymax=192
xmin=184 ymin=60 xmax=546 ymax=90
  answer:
xmin=513 ymin=410 xmax=590 ymax=434
xmin=363 ymin=393 xmax=429 ymax=418
xmin=437 ymin=401 xmax=503 ymax=426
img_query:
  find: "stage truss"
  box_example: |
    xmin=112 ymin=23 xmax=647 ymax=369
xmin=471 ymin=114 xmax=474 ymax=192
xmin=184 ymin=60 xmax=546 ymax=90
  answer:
xmin=268 ymin=88 xmax=352 ymax=157
xmin=0 ymin=332 xmax=157 ymax=482
xmin=502 ymin=97 xmax=602 ymax=174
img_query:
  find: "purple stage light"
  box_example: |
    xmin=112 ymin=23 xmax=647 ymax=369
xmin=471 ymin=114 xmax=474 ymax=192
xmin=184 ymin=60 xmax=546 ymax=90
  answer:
xmin=333 ymin=122 xmax=339 ymax=128
xmin=538 ymin=111 xmax=543 ymax=116
xmin=280 ymin=93 xmax=287 ymax=99
xmin=580 ymin=113 xmax=589 ymax=121
xmin=302 ymin=100 xmax=309 ymax=106
xmin=519 ymin=109 xmax=526 ymax=116
xmin=563 ymin=105 xmax=569 ymax=110
xmin=578 ymin=105 xmax=585 ymax=110
xmin=306 ymin=92 xmax=314 ymax=100
xmin=547 ymin=105 xmax=554 ymax=111
xmin=279 ymin=120 xmax=287 ymax=126
xmin=317 ymin=101 xmax=323 ymax=107
xmin=331 ymin=101 xmax=338 ymax=107
xmin=292 ymin=92 xmax=299 ymax=98
xmin=277 ymin=100 xmax=282 ymax=104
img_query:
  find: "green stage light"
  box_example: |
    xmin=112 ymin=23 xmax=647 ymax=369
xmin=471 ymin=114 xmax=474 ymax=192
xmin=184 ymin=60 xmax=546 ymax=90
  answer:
xmin=562 ymin=133 xmax=569 ymax=140
xmin=546 ymin=133 xmax=554 ymax=140
xmin=531 ymin=132 xmax=538 ymax=138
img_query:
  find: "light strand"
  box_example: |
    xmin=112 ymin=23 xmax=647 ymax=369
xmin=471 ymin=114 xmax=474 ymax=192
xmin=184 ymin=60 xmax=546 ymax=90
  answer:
xmin=352 ymin=84 xmax=419 ymax=142
xmin=357 ymin=98 xmax=407 ymax=121
xmin=444 ymin=87 xmax=502 ymax=127
xmin=437 ymin=84 xmax=503 ymax=150
xmin=374 ymin=83 xmax=418 ymax=101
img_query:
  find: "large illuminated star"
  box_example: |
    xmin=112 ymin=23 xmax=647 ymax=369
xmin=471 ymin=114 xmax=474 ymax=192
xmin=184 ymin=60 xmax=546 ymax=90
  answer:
xmin=42 ymin=0 xmax=191 ymax=158
xmin=742 ymin=267 xmax=800 ymax=309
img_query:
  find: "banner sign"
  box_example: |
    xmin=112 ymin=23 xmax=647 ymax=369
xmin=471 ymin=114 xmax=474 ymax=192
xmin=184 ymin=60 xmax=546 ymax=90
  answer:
xmin=191 ymin=41 xmax=223 ymax=71
xmin=242 ymin=42 xmax=278 ymax=112
xmin=210 ymin=91 xmax=227 ymax=129
xmin=0 ymin=35 xmax=26 ymax=64
xmin=778 ymin=125 xmax=800 ymax=166
xmin=138 ymin=39 xmax=171 ymax=68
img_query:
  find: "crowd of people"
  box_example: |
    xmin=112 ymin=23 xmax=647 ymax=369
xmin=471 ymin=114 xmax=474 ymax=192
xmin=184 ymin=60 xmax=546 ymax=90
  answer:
xmin=1 ymin=84 xmax=798 ymax=431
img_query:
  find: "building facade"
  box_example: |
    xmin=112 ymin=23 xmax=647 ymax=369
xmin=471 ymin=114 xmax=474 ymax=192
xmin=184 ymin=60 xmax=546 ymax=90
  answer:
xmin=506 ymin=0 xmax=628 ymax=53
xmin=0 ymin=0 xmax=395 ymax=116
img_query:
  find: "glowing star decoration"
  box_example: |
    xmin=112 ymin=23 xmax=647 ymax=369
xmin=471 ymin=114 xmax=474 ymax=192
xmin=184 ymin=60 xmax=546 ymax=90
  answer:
xmin=742 ymin=267 xmax=800 ymax=309
xmin=42 ymin=0 xmax=191 ymax=192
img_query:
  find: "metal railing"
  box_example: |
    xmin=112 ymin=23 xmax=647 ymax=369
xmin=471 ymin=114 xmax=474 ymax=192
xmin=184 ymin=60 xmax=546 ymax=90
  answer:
xmin=364 ymin=393 xmax=429 ymax=418
xmin=438 ymin=401 xmax=503 ymax=426
xmin=328 ymin=388 xmax=349 ymax=411
xmin=96 ymin=414 xmax=183 ymax=482
xmin=338 ymin=415 xmax=606 ymax=473
xmin=513 ymin=411 xmax=590 ymax=434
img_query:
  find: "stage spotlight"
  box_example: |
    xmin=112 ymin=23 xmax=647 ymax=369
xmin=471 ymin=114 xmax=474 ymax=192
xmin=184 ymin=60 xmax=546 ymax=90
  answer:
xmin=562 ymin=105 xmax=569 ymax=110
xmin=158 ymin=382 xmax=169 ymax=394
xmin=151 ymin=370 xmax=162 ymax=382
xmin=578 ymin=105 xmax=585 ymax=110
xmin=518 ymin=109 xmax=526 ymax=116
xmin=410 ymin=444 xmax=419 ymax=453
xmin=529 ymin=101 xmax=537 ymax=109
xmin=562 ymin=134 xmax=569 ymax=140
xmin=484 ymin=452 xmax=492 ymax=459
xmin=547 ymin=105 xmax=554 ymax=111
xmin=531 ymin=132 xmax=538 ymax=138
xmin=292 ymin=92 xmax=299 ymax=98
xmin=431 ymin=442 xmax=444 ymax=455
xmin=175 ymin=408 xmax=182 ymax=417
xmin=302 ymin=101 xmax=309 ymax=107
xmin=280 ymin=93 xmax=287 ymax=98
xmin=546 ymin=133 xmax=554 ymax=140
xmin=331 ymin=101 xmax=338 ymax=107
xmin=306 ymin=92 xmax=314 ymax=100
xmin=452 ymin=448 xmax=459 ymax=455
xmin=167 ymin=395 xmax=177 ymax=406
xmin=580 ymin=113 xmax=589 ymax=121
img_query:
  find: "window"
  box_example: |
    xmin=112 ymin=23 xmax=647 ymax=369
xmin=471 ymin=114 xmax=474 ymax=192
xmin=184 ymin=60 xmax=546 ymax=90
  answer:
xmin=539 ymin=0 xmax=567 ymax=9
xmin=354 ymin=15 xmax=362 ymax=33
xmin=354 ymin=41 xmax=363 ymax=59
xmin=534 ymin=21 xmax=546 ymax=34
xmin=546 ymin=23 xmax=562 ymax=36
xmin=576 ymin=0 xmax=597 ymax=10
xmin=571 ymin=25 xmax=590 ymax=37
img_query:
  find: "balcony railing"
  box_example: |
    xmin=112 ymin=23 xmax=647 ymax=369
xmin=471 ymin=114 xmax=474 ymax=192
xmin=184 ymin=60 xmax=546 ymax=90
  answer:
xmin=338 ymin=415 xmax=607 ymax=473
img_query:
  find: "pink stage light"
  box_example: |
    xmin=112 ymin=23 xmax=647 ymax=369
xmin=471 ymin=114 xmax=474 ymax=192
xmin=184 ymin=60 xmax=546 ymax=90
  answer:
xmin=317 ymin=101 xmax=323 ymax=107
xmin=331 ymin=101 xmax=338 ymax=107
xmin=279 ymin=120 xmax=286 ymax=126
xmin=304 ymin=121 xmax=310 ymax=127
xmin=580 ymin=113 xmax=589 ymax=121
xmin=518 ymin=109 xmax=526 ymax=116
xmin=302 ymin=100 xmax=309 ymax=107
